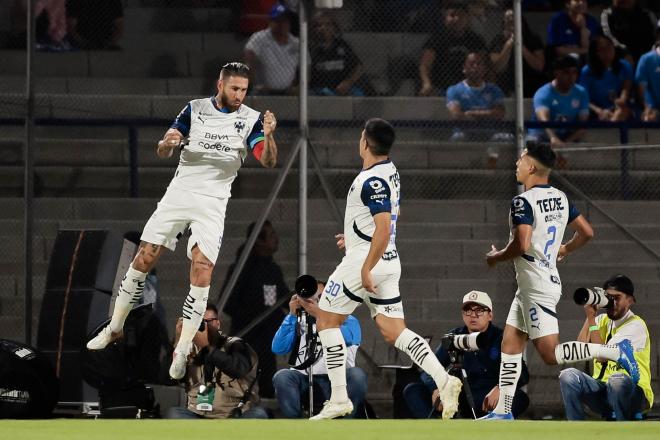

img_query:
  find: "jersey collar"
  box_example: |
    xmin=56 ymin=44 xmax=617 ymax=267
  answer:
xmin=362 ymin=158 xmax=391 ymax=172
xmin=530 ymin=184 xmax=552 ymax=189
xmin=211 ymin=97 xmax=235 ymax=113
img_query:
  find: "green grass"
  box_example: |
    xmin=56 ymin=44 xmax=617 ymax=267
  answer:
xmin=1 ymin=420 xmax=659 ymax=440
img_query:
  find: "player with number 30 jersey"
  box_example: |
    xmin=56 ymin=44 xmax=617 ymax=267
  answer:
xmin=310 ymin=119 xmax=462 ymax=421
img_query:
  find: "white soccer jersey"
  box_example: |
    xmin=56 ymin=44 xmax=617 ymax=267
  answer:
xmin=344 ymin=159 xmax=400 ymax=259
xmin=509 ymin=184 xmax=580 ymax=294
xmin=168 ymin=98 xmax=264 ymax=198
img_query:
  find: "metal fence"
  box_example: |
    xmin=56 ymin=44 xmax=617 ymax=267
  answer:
xmin=1 ymin=0 xmax=659 ymax=411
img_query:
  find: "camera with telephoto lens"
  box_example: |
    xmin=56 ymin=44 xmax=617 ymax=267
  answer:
xmin=573 ymin=287 xmax=613 ymax=309
xmin=295 ymin=274 xmax=318 ymax=299
xmin=441 ymin=332 xmax=486 ymax=352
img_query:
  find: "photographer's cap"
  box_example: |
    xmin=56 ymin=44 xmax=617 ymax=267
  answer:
xmin=603 ymin=274 xmax=634 ymax=297
xmin=462 ymin=290 xmax=492 ymax=310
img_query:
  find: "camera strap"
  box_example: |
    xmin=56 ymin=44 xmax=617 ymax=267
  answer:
xmin=288 ymin=314 xmax=322 ymax=370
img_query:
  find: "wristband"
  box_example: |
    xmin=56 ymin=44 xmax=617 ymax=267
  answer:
xmin=588 ymin=325 xmax=599 ymax=332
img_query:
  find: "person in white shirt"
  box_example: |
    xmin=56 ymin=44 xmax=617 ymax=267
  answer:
xmin=86 ymin=62 xmax=278 ymax=382
xmin=244 ymin=3 xmax=299 ymax=95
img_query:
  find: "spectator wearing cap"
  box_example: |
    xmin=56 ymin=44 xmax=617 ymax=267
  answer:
xmin=635 ymin=24 xmax=660 ymax=122
xmin=559 ymin=275 xmax=654 ymax=421
xmin=403 ymin=291 xmax=529 ymax=419
xmin=244 ymin=3 xmax=299 ymax=95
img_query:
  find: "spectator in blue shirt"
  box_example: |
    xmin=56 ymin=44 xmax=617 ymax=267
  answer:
xmin=529 ymin=56 xmax=590 ymax=152
xmin=635 ymin=27 xmax=660 ymax=122
xmin=272 ymin=280 xmax=367 ymax=418
xmin=446 ymin=52 xmax=508 ymax=166
xmin=580 ymin=35 xmax=633 ymax=121
xmin=403 ymin=291 xmax=529 ymax=419
xmin=548 ymin=0 xmax=601 ymax=61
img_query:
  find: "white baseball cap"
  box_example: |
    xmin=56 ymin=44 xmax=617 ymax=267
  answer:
xmin=462 ymin=290 xmax=492 ymax=310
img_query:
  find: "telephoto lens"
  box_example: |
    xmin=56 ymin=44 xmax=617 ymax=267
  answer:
xmin=452 ymin=332 xmax=486 ymax=351
xmin=295 ymin=274 xmax=318 ymax=299
xmin=573 ymin=287 xmax=612 ymax=308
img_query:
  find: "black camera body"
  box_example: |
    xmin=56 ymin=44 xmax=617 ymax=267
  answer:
xmin=573 ymin=287 xmax=613 ymax=309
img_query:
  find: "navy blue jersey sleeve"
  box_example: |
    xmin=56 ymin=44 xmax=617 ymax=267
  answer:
xmin=246 ymin=116 xmax=265 ymax=160
xmin=360 ymin=177 xmax=391 ymax=215
xmin=510 ymin=196 xmax=534 ymax=225
xmin=170 ymin=103 xmax=191 ymax=136
xmin=568 ymin=200 xmax=580 ymax=223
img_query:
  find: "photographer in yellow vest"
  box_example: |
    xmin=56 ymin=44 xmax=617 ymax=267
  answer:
xmin=558 ymin=275 xmax=653 ymax=420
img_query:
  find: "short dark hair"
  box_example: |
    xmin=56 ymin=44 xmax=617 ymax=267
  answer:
xmin=220 ymin=62 xmax=250 ymax=80
xmin=206 ymin=303 xmax=219 ymax=316
xmin=553 ymin=55 xmax=579 ymax=71
xmin=603 ymin=274 xmax=635 ymax=297
xmin=364 ymin=118 xmax=395 ymax=156
xmin=525 ymin=141 xmax=556 ymax=169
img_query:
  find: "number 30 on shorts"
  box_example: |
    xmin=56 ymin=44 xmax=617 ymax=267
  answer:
xmin=324 ymin=281 xmax=341 ymax=297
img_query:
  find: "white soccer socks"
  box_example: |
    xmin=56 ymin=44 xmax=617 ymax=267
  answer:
xmin=554 ymin=341 xmax=619 ymax=365
xmin=395 ymin=328 xmax=449 ymax=390
xmin=109 ymin=265 xmax=147 ymax=333
xmin=175 ymin=285 xmax=210 ymax=356
xmin=494 ymin=352 xmax=523 ymax=414
xmin=318 ymin=328 xmax=350 ymax=403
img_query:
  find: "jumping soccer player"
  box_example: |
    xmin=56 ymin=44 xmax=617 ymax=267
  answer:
xmin=480 ymin=141 xmax=639 ymax=420
xmin=311 ymin=118 xmax=462 ymax=420
xmin=86 ymin=62 xmax=278 ymax=381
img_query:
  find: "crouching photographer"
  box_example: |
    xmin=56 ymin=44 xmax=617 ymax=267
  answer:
xmin=403 ymin=291 xmax=529 ymax=419
xmin=559 ymin=275 xmax=654 ymax=421
xmin=271 ymin=276 xmax=367 ymax=418
xmin=166 ymin=304 xmax=269 ymax=419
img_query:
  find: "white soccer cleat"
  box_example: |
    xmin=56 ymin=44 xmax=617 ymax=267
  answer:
xmin=439 ymin=375 xmax=462 ymax=420
xmin=169 ymin=351 xmax=188 ymax=380
xmin=86 ymin=326 xmax=122 ymax=350
xmin=309 ymin=400 xmax=353 ymax=420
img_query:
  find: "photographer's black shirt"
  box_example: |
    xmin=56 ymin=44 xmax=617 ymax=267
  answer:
xmin=420 ymin=323 xmax=529 ymax=400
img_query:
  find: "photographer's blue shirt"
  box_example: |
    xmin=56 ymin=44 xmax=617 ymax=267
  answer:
xmin=271 ymin=314 xmax=361 ymax=376
xmin=420 ymin=324 xmax=529 ymax=398
xmin=272 ymin=314 xmax=361 ymax=354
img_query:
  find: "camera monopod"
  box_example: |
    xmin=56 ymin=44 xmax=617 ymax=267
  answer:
xmin=293 ymin=275 xmax=321 ymax=417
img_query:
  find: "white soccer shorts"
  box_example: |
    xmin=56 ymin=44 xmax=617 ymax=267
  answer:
xmin=505 ymin=288 xmax=561 ymax=340
xmin=140 ymin=187 xmax=227 ymax=264
xmin=319 ymin=256 xmax=405 ymax=319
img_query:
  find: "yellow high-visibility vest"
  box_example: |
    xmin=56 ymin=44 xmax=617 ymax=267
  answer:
xmin=592 ymin=314 xmax=653 ymax=410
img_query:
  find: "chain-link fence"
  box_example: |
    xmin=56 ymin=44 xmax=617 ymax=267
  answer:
xmin=1 ymin=0 xmax=659 ymax=414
